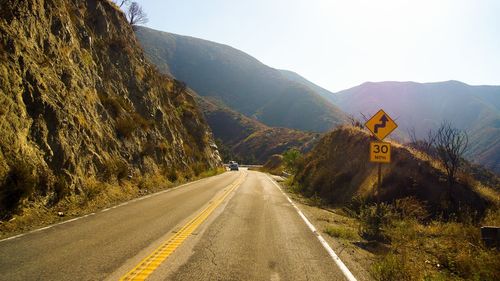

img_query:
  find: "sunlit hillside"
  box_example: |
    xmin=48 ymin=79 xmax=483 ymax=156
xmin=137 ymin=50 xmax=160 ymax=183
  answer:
xmin=197 ymin=96 xmax=319 ymax=164
xmin=135 ymin=26 xmax=347 ymax=132
xmin=335 ymin=81 xmax=500 ymax=173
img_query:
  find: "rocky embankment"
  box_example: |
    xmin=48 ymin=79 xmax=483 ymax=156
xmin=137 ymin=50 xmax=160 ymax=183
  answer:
xmin=0 ymin=0 xmax=220 ymax=219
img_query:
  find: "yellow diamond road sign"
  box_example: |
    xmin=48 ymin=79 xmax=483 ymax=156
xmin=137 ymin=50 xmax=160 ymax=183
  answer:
xmin=365 ymin=109 xmax=398 ymax=141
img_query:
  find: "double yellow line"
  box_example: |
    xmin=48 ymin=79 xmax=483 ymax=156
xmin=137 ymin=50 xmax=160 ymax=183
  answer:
xmin=119 ymin=173 xmax=246 ymax=281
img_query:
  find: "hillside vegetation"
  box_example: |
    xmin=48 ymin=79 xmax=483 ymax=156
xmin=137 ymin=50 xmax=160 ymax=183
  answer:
xmin=335 ymin=81 xmax=500 ymax=173
xmin=289 ymin=127 xmax=499 ymax=280
xmin=294 ymin=127 xmax=495 ymax=212
xmin=135 ymin=26 xmax=346 ymax=132
xmin=0 ymin=0 xmax=220 ymax=223
xmin=197 ymin=97 xmax=319 ymax=164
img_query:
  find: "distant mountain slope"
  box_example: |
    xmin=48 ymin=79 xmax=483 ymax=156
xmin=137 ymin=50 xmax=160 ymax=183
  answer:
xmin=196 ymin=96 xmax=319 ymax=164
xmin=135 ymin=26 xmax=346 ymax=132
xmin=279 ymin=70 xmax=338 ymax=104
xmin=335 ymin=81 xmax=500 ymax=173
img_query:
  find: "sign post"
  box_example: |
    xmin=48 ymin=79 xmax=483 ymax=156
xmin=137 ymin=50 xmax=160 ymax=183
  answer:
xmin=365 ymin=110 xmax=397 ymax=201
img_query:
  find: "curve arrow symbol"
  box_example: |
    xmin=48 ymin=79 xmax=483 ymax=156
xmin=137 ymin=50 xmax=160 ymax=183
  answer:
xmin=374 ymin=115 xmax=388 ymax=134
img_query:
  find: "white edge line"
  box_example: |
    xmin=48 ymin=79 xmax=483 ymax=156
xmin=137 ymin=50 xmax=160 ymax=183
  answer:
xmin=266 ymin=175 xmax=357 ymax=281
xmin=0 ymin=173 xmax=225 ymax=243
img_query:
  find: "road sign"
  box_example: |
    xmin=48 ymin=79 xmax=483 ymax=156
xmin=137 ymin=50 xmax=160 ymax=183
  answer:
xmin=365 ymin=109 xmax=398 ymax=141
xmin=370 ymin=141 xmax=391 ymax=163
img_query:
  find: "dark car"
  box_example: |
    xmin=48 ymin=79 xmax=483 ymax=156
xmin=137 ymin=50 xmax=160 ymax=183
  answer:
xmin=229 ymin=161 xmax=239 ymax=171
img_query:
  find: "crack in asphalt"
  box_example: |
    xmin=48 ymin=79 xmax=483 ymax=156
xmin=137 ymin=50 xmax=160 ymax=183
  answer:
xmin=204 ymin=217 xmax=225 ymax=281
xmin=207 ymin=236 xmax=218 ymax=267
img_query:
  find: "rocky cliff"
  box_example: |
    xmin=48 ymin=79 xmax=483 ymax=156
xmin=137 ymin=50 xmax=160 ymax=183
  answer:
xmin=0 ymin=0 xmax=220 ymax=219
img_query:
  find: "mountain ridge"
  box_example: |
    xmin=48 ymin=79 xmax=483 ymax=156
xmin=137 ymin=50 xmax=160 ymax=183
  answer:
xmin=135 ymin=26 xmax=499 ymax=173
xmin=195 ymin=93 xmax=319 ymax=164
xmin=135 ymin=26 xmax=347 ymax=132
xmin=334 ymin=80 xmax=500 ymax=173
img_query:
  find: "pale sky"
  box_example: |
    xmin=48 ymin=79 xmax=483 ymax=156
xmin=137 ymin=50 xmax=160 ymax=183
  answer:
xmin=137 ymin=0 xmax=500 ymax=92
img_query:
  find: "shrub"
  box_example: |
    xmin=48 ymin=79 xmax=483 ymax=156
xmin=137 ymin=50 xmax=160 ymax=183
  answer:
xmin=103 ymin=158 xmax=129 ymax=182
xmin=282 ymin=148 xmax=303 ymax=173
xmin=138 ymin=174 xmax=172 ymax=191
xmin=99 ymin=94 xmax=123 ymax=117
xmin=115 ymin=116 xmax=138 ymax=138
xmin=393 ymin=197 xmax=429 ymax=221
xmin=0 ymin=160 xmax=37 ymax=219
xmin=163 ymin=166 xmax=178 ymax=182
xmin=51 ymin=175 xmax=70 ymax=205
xmin=198 ymin=167 xmax=224 ymax=178
xmin=156 ymin=142 xmax=169 ymax=152
xmin=82 ymin=178 xmax=102 ymax=201
xmin=132 ymin=113 xmax=153 ymax=129
xmin=192 ymin=162 xmax=206 ymax=177
xmin=324 ymin=226 xmax=358 ymax=240
xmin=310 ymin=193 xmax=324 ymax=206
xmin=345 ymin=196 xmax=368 ymax=217
xmin=358 ymin=203 xmax=393 ymax=240
xmin=372 ymin=252 xmax=413 ymax=281
xmin=108 ymin=36 xmax=132 ymax=56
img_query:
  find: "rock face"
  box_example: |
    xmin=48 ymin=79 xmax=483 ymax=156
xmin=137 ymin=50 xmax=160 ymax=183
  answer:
xmin=0 ymin=0 xmax=220 ymax=218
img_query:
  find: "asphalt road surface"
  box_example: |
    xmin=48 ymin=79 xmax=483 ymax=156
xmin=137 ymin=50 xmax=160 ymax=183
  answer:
xmin=0 ymin=169 xmax=350 ymax=281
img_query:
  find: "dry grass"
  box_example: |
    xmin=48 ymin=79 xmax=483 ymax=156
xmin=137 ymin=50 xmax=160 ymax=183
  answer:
xmin=287 ymin=126 xmax=500 ymax=281
xmin=103 ymin=158 xmax=129 ymax=182
xmin=295 ymin=127 xmax=494 ymax=219
xmin=0 ymin=167 xmax=226 ymax=239
xmin=473 ymin=182 xmax=500 ymax=206
xmin=115 ymin=114 xmax=152 ymax=138
xmin=373 ymin=216 xmax=500 ymax=281
xmin=260 ymin=154 xmax=284 ymax=175
xmin=324 ymin=225 xmax=359 ymax=240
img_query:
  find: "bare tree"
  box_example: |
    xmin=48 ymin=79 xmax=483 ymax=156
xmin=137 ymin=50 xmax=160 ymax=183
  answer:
xmin=112 ymin=0 xmax=130 ymax=8
xmin=433 ymin=121 xmax=469 ymax=186
xmin=347 ymin=114 xmax=363 ymax=128
xmin=407 ymin=126 xmax=436 ymax=155
xmin=359 ymin=112 xmax=370 ymax=123
xmin=127 ymin=2 xmax=148 ymax=26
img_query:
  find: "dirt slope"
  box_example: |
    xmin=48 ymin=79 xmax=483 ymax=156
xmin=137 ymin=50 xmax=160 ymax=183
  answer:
xmin=294 ymin=127 xmax=495 ymax=215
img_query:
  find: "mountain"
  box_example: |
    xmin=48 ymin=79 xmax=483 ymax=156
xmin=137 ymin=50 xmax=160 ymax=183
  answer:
xmin=279 ymin=70 xmax=338 ymax=104
xmin=0 ymin=0 xmax=220 ymax=219
xmin=196 ymin=96 xmax=319 ymax=164
xmin=135 ymin=26 xmax=346 ymax=132
xmin=334 ymin=81 xmax=500 ymax=173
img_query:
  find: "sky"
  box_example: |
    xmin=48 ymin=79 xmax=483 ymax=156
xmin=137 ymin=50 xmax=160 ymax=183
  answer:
xmin=136 ymin=0 xmax=500 ymax=92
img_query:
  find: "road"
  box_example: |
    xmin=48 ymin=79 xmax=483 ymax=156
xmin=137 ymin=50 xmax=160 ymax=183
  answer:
xmin=0 ymin=169 xmax=351 ymax=281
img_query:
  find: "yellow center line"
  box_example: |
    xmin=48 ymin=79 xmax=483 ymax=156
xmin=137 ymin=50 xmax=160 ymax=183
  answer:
xmin=119 ymin=173 xmax=246 ymax=281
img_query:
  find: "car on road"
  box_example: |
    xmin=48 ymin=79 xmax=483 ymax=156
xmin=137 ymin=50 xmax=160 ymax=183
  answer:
xmin=229 ymin=161 xmax=239 ymax=171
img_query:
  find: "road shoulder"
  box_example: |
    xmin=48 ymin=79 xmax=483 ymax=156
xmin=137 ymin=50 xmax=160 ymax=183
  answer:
xmin=269 ymin=175 xmax=374 ymax=281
